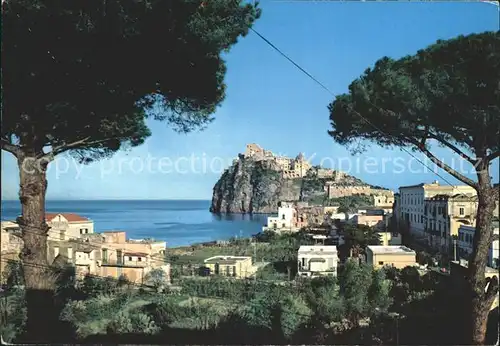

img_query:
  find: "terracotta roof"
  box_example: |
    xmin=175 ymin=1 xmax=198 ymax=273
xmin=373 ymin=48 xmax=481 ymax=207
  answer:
xmin=46 ymin=213 xmax=89 ymax=222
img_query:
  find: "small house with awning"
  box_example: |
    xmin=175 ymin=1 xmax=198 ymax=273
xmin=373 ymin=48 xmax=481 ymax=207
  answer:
xmin=297 ymin=245 xmax=339 ymax=277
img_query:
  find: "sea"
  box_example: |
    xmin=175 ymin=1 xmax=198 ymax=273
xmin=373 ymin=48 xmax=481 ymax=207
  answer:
xmin=0 ymin=200 xmax=269 ymax=247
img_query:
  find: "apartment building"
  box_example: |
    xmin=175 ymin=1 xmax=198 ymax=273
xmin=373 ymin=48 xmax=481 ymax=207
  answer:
xmin=297 ymin=245 xmax=339 ymax=277
xmin=46 ymin=213 xmax=94 ymax=240
xmin=47 ymin=230 xmax=169 ymax=284
xmin=97 ymin=231 xmax=168 ymax=283
xmin=458 ymin=221 xmax=499 ymax=268
xmin=397 ymin=181 xmax=476 ymax=239
xmin=366 ymin=245 xmax=417 ymax=269
xmin=203 ymin=256 xmax=256 ymax=278
xmin=423 ymin=194 xmax=479 ymax=252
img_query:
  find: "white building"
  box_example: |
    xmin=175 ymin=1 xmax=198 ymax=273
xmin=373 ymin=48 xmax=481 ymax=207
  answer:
xmin=397 ymin=181 xmax=476 ymax=240
xmin=458 ymin=222 xmax=499 ymax=268
xmin=264 ymin=202 xmax=299 ymax=232
xmin=46 ymin=213 xmax=95 ymax=240
xmin=297 ymin=245 xmax=339 ymax=277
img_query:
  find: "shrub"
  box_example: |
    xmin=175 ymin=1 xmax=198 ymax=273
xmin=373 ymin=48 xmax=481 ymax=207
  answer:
xmin=107 ymin=311 xmax=134 ymax=334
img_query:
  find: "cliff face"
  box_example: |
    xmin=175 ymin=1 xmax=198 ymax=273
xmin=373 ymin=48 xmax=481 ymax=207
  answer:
xmin=209 ymin=155 xmax=387 ymax=214
xmin=209 ymin=155 xmax=302 ymax=214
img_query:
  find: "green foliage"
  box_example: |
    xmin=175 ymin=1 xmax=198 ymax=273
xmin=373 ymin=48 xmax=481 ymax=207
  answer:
xmin=145 ymin=296 xmax=188 ymax=327
xmin=302 ymin=276 xmax=344 ymax=325
xmin=400 ymin=266 xmax=423 ymax=293
xmin=255 ymin=264 xmax=287 ymax=281
xmin=367 ymin=269 xmax=392 ymax=313
xmin=145 ymin=268 xmax=168 ymax=291
xmin=238 ymin=286 xmax=309 ymax=340
xmin=328 ymin=32 xmax=499 ymax=159
xmin=338 ymin=259 xmax=373 ymax=325
xmin=107 ymin=311 xmax=159 ymax=335
xmin=81 ymin=275 xmax=120 ymax=297
xmin=343 ymin=224 xmax=381 ymax=257
xmin=2 ymin=0 xmax=261 ymax=162
xmin=327 ymin=194 xmax=374 ymax=211
xmin=416 ymin=251 xmax=435 ymax=267
xmin=0 ymin=289 xmax=27 ymax=342
xmin=2 ymin=261 xmax=24 ymax=289
xmin=254 ymin=230 xmax=278 ymax=243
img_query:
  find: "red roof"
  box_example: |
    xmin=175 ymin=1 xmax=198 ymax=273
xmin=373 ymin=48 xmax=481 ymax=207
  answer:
xmin=46 ymin=213 xmax=89 ymax=222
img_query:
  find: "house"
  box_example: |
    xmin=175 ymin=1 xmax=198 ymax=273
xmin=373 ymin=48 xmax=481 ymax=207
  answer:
xmin=297 ymin=245 xmax=339 ymax=277
xmin=97 ymin=231 xmax=169 ymax=284
xmin=396 ymin=181 xmax=477 ymax=240
xmin=423 ymin=194 xmax=480 ymax=252
xmin=203 ymin=256 xmax=255 ymax=278
xmin=1 ymin=221 xmax=22 ymax=253
xmin=377 ymin=231 xmax=402 ymax=246
xmin=458 ymin=221 xmax=499 ymax=268
xmin=373 ymin=194 xmax=395 ymax=209
xmin=0 ymin=221 xmax=23 ymax=283
xmin=366 ymin=245 xmax=417 ymax=269
xmin=450 ymin=259 xmax=499 ymax=311
xmin=264 ymin=202 xmax=307 ymax=232
xmin=46 ymin=213 xmax=94 ymax=240
xmin=353 ymin=214 xmax=385 ymax=229
xmin=47 ymin=230 xmax=170 ymax=284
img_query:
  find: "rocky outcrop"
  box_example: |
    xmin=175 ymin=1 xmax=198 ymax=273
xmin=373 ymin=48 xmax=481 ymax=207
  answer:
xmin=209 ymin=155 xmax=302 ymax=213
xmin=209 ymin=155 xmax=389 ymax=214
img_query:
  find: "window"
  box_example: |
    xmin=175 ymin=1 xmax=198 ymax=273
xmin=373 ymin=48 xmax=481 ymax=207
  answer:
xmin=232 ymin=266 xmax=236 ymax=277
xmin=138 ymin=257 xmax=142 ymax=262
xmin=282 ymin=214 xmax=285 ymax=220
xmin=225 ymin=266 xmax=230 ymax=276
xmin=60 ymin=231 xmax=65 ymax=240
xmin=85 ymin=229 xmax=88 ymax=234
xmin=282 ymin=223 xmax=286 ymax=228
xmin=102 ymin=249 xmax=108 ymax=264
xmin=117 ymin=250 xmax=123 ymax=265
xmin=128 ymin=256 xmax=132 ymax=261
xmin=459 ymin=207 xmax=465 ymax=216
xmin=79 ymin=229 xmax=83 ymax=234
xmin=378 ymin=261 xmax=384 ymax=265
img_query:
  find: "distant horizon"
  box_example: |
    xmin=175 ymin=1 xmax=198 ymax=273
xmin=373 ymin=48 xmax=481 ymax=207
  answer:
xmin=1 ymin=198 xmax=212 ymax=202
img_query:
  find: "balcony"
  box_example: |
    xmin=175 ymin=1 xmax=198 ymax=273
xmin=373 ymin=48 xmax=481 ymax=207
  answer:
xmin=100 ymin=258 xmax=148 ymax=268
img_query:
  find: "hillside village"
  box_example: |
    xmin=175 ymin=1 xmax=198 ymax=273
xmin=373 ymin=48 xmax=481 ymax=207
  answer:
xmin=2 ymin=179 xmax=499 ymax=344
xmin=3 ymin=180 xmax=498 ymax=283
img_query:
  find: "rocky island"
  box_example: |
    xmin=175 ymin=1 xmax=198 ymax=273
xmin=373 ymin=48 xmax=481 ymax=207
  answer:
xmin=209 ymin=144 xmax=393 ymax=214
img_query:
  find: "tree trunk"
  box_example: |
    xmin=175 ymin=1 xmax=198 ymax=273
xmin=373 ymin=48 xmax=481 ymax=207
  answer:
xmin=16 ymin=154 xmax=57 ymax=343
xmin=466 ymin=167 xmax=499 ymax=345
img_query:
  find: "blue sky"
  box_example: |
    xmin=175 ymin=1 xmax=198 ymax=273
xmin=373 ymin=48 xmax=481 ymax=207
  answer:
xmin=1 ymin=2 xmax=499 ymax=200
